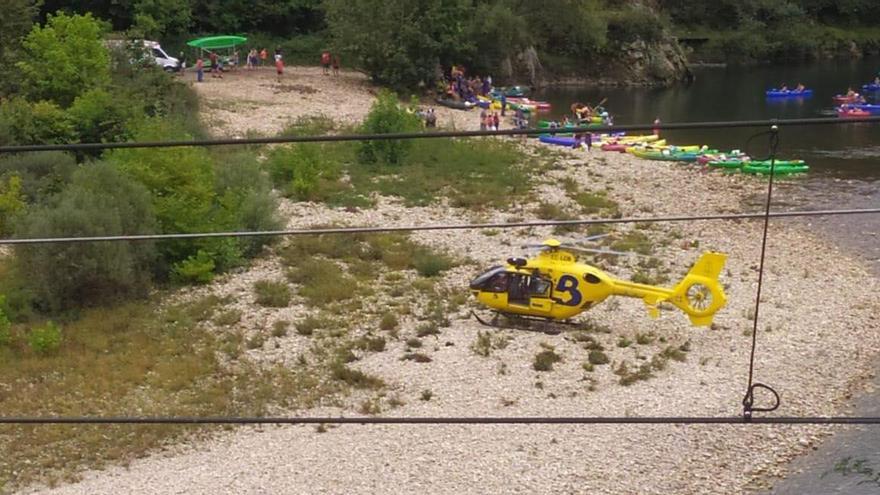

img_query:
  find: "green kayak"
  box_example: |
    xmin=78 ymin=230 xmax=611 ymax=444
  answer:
xmin=707 ymin=160 xmax=745 ymax=169
xmin=742 ymin=162 xmax=809 ymax=175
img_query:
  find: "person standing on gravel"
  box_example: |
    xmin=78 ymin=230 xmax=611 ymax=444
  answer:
xmin=195 ymin=56 xmax=204 ymax=82
xmin=275 ymin=54 xmax=284 ymax=82
xmin=260 ymin=48 xmax=267 ymax=66
xmin=332 ymin=54 xmax=340 ymax=76
xmin=321 ymin=50 xmax=331 ymax=75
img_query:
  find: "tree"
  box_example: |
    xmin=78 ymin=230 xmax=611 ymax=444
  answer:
xmin=132 ymin=0 xmax=192 ymax=38
xmin=14 ymin=163 xmax=158 ymax=312
xmin=0 ymin=0 xmax=40 ymax=97
xmin=325 ymin=0 xmax=474 ymax=89
xmin=17 ymin=11 xmax=111 ymax=107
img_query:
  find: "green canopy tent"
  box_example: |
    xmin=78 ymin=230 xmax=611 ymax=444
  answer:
xmin=187 ymin=36 xmax=248 ymax=69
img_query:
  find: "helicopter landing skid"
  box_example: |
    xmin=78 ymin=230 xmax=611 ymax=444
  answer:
xmin=470 ymin=310 xmax=574 ymax=335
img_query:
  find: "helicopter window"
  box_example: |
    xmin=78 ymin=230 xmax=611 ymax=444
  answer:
xmin=489 ymin=273 xmax=510 ymax=292
xmin=528 ymin=276 xmax=551 ymax=296
xmin=584 ymin=273 xmax=601 ymax=284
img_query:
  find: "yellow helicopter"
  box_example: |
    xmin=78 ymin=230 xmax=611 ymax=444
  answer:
xmin=469 ymin=238 xmax=727 ymax=329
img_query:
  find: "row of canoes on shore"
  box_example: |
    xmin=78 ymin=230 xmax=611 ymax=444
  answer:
xmin=537 ymin=132 xmax=809 ymax=175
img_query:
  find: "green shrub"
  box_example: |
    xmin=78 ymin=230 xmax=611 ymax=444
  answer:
xmin=401 ymin=352 xmax=432 ymax=363
xmin=67 ymin=88 xmax=136 ymax=147
xmin=213 ymin=309 xmax=242 ymax=327
xmin=254 ymin=280 xmax=292 ymax=308
xmin=379 ymin=312 xmax=399 ymax=331
xmin=0 ymin=98 xmax=75 ymax=146
xmin=533 ymin=349 xmax=562 ymax=371
xmin=14 ymin=163 xmax=158 ymax=312
xmin=412 ymin=250 xmax=454 ymax=277
xmin=354 ymin=335 xmax=386 ymax=352
xmin=0 ymin=151 xmax=77 ymax=203
xmin=588 ymin=350 xmax=610 ymax=365
xmin=357 ymin=90 xmax=422 ymax=166
xmin=0 ymin=304 xmax=11 ymax=347
xmin=329 ymin=361 xmax=384 ymax=389
xmin=271 ymin=320 xmax=290 ymax=337
xmin=28 ymin=321 xmax=62 ymax=355
xmin=172 ymin=250 xmax=216 ymax=285
xmin=266 ymin=144 xmax=332 ymax=200
xmin=0 ymin=174 xmax=25 ymax=235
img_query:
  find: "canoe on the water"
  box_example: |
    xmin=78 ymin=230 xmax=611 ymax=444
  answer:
xmin=832 ymin=94 xmax=864 ymax=105
xmin=862 ymin=83 xmax=880 ymax=92
xmin=435 ymin=98 xmax=475 ymax=110
xmin=847 ymin=103 xmax=880 ymax=115
xmin=838 ymin=108 xmax=871 ymax=118
xmin=766 ymin=89 xmax=813 ymax=97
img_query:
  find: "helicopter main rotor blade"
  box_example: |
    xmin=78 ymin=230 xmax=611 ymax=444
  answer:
xmin=561 ymin=246 xmax=638 ymax=257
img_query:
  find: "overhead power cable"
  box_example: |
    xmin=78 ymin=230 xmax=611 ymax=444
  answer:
xmin=1 ymin=207 xmax=878 ymax=245
xmin=1 ymin=116 xmax=879 ymax=154
xmin=4 ymin=416 xmax=880 ymax=425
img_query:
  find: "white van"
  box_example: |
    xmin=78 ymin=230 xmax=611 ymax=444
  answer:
xmin=105 ymin=39 xmax=181 ymax=72
xmin=145 ymin=41 xmax=181 ymax=72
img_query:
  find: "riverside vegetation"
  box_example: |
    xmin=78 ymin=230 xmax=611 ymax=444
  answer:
xmin=0 ymin=11 xmax=537 ymax=491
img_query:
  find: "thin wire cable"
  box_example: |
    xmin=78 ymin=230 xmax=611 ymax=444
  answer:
xmin=1 ymin=116 xmax=879 ymax=154
xmin=4 ymin=416 xmax=880 ymax=425
xmin=742 ymin=127 xmax=782 ymax=419
xmin=2 ymin=207 xmax=879 ymax=245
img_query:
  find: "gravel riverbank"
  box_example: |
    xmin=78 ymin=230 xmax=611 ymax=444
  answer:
xmin=22 ymin=69 xmax=880 ymax=495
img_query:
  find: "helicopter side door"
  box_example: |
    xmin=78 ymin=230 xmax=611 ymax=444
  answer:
xmin=507 ymin=273 xmax=553 ymax=315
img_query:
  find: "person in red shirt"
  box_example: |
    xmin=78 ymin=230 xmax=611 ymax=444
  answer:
xmin=259 ymin=48 xmax=267 ymax=67
xmin=321 ymin=51 xmax=331 ymax=75
xmin=275 ymin=55 xmax=284 ymax=81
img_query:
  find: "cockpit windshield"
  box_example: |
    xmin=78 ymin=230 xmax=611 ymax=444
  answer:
xmin=469 ymin=266 xmax=506 ymax=291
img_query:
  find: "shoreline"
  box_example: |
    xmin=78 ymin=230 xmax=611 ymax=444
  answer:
xmin=23 ymin=67 xmax=880 ymax=495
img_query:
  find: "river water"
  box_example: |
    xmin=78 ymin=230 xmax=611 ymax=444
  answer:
xmin=535 ymin=59 xmax=880 ymax=493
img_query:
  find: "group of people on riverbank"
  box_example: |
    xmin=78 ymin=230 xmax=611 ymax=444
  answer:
xmin=191 ymin=48 xmax=340 ymax=82
xmin=445 ymin=65 xmax=492 ymax=101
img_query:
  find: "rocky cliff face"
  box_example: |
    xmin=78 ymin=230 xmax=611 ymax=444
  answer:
xmin=513 ymin=37 xmax=692 ymax=88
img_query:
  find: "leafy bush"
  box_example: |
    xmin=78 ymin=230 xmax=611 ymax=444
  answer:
xmin=0 ymin=98 xmax=75 ymax=147
xmin=379 ymin=312 xmax=399 ymax=331
xmin=17 ymin=12 xmax=111 ymax=107
xmin=14 ymin=163 xmax=158 ymax=312
xmin=0 ymin=151 xmax=77 ymax=203
xmin=265 ymin=144 xmax=330 ymax=200
xmin=588 ymin=350 xmax=610 ymax=365
xmin=412 ymin=250 xmax=454 ymax=277
xmin=254 ymin=280 xmax=292 ymax=308
xmin=0 ymin=302 xmax=11 ymax=347
xmin=213 ymin=154 xmax=280 ymax=257
xmin=533 ymin=349 xmax=562 ymax=371
xmin=171 ymin=250 xmax=216 ymax=284
xmin=67 ymin=88 xmax=136 ymax=146
xmin=0 ymin=175 xmax=26 ymax=235
xmin=28 ymin=321 xmax=62 ymax=355
xmin=357 ymin=90 xmax=422 ymax=166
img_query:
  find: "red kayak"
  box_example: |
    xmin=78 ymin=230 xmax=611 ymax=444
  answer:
xmin=832 ymin=94 xmax=865 ymax=105
xmin=838 ymin=107 xmax=871 ymax=118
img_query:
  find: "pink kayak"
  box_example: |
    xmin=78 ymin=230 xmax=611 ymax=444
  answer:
xmin=601 ymin=142 xmax=628 ymax=152
xmin=506 ymin=97 xmax=551 ymax=110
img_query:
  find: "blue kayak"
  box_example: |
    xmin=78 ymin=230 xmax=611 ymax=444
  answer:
xmin=848 ymin=103 xmax=880 ymax=115
xmin=539 ymin=135 xmax=576 ymax=147
xmin=766 ymin=89 xmax=813 ymax=98
xmin=862 ymin=83 xmax=880 ymax=92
